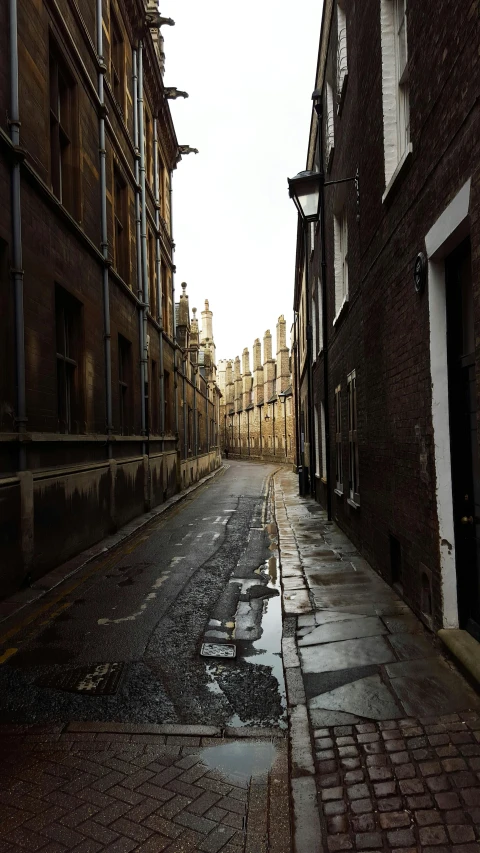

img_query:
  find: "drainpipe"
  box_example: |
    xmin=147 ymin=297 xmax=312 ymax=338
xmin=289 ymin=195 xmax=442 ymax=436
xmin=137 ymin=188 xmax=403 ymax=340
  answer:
xmin=169 ymin=173 xmax=179 ymax=453
xmin=293 ymin=313 xmax=301 ymax=475
xmin=183 ymin=364 xmax=187 ymax=459
xmin=153 ymin=118 xmax=165 ymax=439
xmin=133 ymin=49 xmax=144 ymax=441
xmin=316 ymin=100 xmax=332 ymax=521
xmin=206 ymin=387 xmax=209 ymax=453
xmin=304 ymin=230 xmax=316 ymax=497
xmin=96 ymin=0 xmax=113 ymax=455
xmin=193 ymin=368 xmax=197 ymax=456
xmin=273 ymin=400 xmax=276 ymax=458
xmin=137 ymin=43 xmax=148 ymax=453
xmin=9 ymin=0 xmax=26 ymax=470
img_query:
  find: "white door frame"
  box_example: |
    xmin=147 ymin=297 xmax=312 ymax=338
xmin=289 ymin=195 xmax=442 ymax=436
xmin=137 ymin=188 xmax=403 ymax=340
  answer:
xmin=426 ymin=178 xmax=471 ymax=629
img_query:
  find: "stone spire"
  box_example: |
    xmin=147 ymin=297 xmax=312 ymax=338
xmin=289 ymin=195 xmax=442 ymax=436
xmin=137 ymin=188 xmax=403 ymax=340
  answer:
xmin=201 ymin=300 xmax=213 ymax=343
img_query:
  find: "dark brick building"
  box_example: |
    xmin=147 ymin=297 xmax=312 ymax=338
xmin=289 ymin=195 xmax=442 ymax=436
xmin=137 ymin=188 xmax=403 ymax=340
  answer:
xmin=293 ymin=0 xmax=480 ymax=640
xmin=0 ymin=0 xmax=220 ymax=594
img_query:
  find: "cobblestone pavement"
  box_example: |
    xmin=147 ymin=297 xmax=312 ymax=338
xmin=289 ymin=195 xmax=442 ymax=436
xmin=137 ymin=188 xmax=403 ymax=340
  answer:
xmin=274 ymin=469 xmax=480 ymax=852
xmin=0 ymin=725 xmax=289 ymax=853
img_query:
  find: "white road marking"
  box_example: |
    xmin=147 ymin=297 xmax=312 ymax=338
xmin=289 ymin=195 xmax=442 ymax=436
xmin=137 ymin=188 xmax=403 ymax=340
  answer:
xmin=98 ymin=572 xmax=170 ymax=625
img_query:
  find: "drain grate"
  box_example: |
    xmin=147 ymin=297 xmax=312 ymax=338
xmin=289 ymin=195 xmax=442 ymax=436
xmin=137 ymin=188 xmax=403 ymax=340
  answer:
xmin=36 ymin=662 xmax=125 ymax=695
xmin=201 ymin=643 xmax=236 ymax=659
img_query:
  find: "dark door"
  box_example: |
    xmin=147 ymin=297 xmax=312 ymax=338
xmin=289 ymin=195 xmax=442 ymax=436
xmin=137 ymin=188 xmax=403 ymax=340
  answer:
xmin=446 ymin=238 xmax=480 ymax=640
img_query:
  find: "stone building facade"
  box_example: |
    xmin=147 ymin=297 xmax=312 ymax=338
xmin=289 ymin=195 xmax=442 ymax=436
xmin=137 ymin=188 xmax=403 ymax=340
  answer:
xmin=0 ymin=0 xmax=220 ymax=595
xmin=218 ymin=316 xmax=295 ymax=464
xmin=293 ymin=0 xmax=480 ymax=639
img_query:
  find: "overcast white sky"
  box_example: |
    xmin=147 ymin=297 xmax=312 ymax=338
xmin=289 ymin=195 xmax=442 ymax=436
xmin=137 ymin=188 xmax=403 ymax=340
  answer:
xmin=166 ymin=1 xmax=322 ymax=364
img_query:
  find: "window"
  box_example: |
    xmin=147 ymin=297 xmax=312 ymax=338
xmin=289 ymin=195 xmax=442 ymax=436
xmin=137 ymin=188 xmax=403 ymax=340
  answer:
xmin=145 ymin=109 xmax=153 ymax=186
xmin=312 ymin=294 xmax=317 ymax=360
xmin=49 ymin=41 xmax=77 ymax=216
xmin=148 ymin=230 xmax=156 ymax=317
xmin=325 ymin=82 xmax=335 ymax=166
xmin=316 ymin=277 xmax=323 ymax=354
xmin=163 ymin=168 xmax=171 ymax=232
xmin=334 ymin=208 xmax=348 ymax=320
xmin=114 ymin=167 xmax=128 ymax=282
xmin=118 ymin=334 xmax=132 ymax=434
xmin=314 ymin=405 xmax=320 ymax=476
xmin=320 ymin=401 xmax=327 ymax=479
xmin=163 ymin=369 xmax=171 ymax=433
xmin=110 ymin=6 xmax=125 ymax=109
xmin=335 ymin=385 xmax=343 ymax=493
xmin=347 ymin=370 xmax=360 ymax=504
xmin=337 ymin=1 xmax=348 ymax=104
xmin=56 ymin=286 xmax=83 ymax=433
xmin=151 ymin=360 xmax=158 ymax=434
xmin=380 ymin=0 xmax=410 ymax=187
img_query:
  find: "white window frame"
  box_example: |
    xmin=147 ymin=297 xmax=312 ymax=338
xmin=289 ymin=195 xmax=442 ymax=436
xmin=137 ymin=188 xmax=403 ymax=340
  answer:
xmin=380 ymin=0 xmax=411 ymax=195
xmin=333 ymin=207 xmax=348 ymax=323
xmin=312 ymin=291 xmax=317 ymax=362
xmin=347 ymin=370 xmax=360 ymax=506
xmin=317 ymin=276 xmax=323 ymax=354
xmin=314 ymin=405 xmax=320 ymax=476
xmin=320 ymin=401 xmax=327 ymax=479
xmin=335 ymin=385 xmax=343 ymax=494
xmin=337 ymin=1 xmax=348 ymax=108
xmin=325 ymin=81 xmax=335 ymax=167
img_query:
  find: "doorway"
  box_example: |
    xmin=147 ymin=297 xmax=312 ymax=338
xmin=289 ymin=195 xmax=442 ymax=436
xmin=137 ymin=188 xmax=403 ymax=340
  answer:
xmin=446 ymin=238 xmax=480 ymax=640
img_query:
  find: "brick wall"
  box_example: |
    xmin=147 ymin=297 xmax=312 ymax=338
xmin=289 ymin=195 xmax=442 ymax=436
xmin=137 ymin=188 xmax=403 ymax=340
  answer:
xmin=305 ymin=0 xmax=479 ymax=629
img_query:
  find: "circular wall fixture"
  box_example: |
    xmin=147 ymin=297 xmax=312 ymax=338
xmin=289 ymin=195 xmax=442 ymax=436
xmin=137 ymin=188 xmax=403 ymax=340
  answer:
xmin=414 ymin=252 xmax=427 ymax=294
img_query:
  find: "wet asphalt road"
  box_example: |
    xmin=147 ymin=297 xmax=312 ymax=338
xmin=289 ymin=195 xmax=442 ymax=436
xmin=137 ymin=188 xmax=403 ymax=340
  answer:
xmin=0 ymin=461 xmax=287 ymax=729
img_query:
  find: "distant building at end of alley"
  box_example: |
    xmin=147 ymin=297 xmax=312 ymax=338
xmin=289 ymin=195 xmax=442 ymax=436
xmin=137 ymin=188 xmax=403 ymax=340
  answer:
xmin=218 ymin=316 xmax=296 ymax=464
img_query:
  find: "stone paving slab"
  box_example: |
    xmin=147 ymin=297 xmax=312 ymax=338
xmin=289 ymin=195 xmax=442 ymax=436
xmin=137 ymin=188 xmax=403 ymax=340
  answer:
xmin=274 ymin=468 xmax=480 ymax=852
xmin=0 ymin=725 xmax=290 ymax=853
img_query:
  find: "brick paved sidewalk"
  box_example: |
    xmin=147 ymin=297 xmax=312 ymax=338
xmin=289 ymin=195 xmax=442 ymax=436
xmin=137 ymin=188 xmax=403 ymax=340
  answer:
xmin=0 ymin=724 xmax=290 ymax=853
xmin=274 ymin=469 xmax=480 ymax=853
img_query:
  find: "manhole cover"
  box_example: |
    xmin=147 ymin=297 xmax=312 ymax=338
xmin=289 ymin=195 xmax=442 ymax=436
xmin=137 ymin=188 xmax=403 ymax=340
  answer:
xmin=36 ymin=662 xmax=125 ymax=695
xmin=201 ymin=643 xmax=236 ymax=659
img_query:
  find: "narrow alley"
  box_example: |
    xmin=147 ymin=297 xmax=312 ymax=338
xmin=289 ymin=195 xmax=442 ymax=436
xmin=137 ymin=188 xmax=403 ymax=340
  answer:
xmin=0 ymin=461 xmax=479 ymax=852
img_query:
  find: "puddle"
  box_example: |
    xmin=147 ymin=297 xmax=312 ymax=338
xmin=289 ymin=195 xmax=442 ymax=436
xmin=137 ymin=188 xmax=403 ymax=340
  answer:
xmin=233 ymin=555 xmax=287 ymax=729
xmin=199 ymin=740 xmax=278 ymax=781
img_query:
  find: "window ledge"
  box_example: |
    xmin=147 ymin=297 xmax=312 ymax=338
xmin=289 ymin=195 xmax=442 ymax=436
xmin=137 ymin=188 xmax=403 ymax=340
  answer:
xmin=333 ymin=296 xmax=349 ymax=326
xmin=334 ymin=487 xmax=344 ymax=497
xmin=347 ymin=497 xmax=361 ymax=510
xmin=382 ymin=143 xmax=413 ymax=204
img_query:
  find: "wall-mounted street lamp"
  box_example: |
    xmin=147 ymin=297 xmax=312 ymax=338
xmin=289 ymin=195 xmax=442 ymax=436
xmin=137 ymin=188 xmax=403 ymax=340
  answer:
xmin=287 ymin=170 xmax=321 ymax=224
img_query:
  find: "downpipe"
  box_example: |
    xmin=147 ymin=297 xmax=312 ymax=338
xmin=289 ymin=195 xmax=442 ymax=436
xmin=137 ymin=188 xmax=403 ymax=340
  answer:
xmin=96 ymin=0 xmax=113 ymax=455
xmin=9 ymin=0 xmax=27 ymax=470
xmin=153 ymin=117 xmax=165 ymax=439
xmin=137 ymin=43 xmax=148 ymax=452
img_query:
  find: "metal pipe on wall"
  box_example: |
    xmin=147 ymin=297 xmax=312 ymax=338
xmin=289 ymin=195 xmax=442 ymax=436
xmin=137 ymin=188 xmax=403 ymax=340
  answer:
xmin=96 ymin=0 xmax=113 ymax=455
xmin=153 ymin=118 xmax=165 ymax=438
xmin=9 ymin=0 xmax=27 ymax=470
xmin=136 ymin=43 xmax=148 ymax=448
xmin=193 ymin=368 xmax=197 ymax=455
xmin=316 ymin=99 xmax=332 ymax=521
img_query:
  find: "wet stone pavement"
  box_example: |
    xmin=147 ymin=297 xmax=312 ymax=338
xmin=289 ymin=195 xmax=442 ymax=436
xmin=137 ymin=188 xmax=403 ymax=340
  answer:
xmin=274 ymin=469 xmax=480 ymax=853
